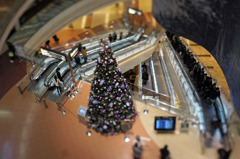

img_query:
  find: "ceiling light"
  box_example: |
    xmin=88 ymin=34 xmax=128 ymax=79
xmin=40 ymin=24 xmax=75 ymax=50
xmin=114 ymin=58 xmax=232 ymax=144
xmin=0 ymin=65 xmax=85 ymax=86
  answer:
xmin=143 ymin=109 xmax=149 ymax=114
xmin=74 ymin=90 xmax=78 ymax=94
xmin=86 ymin=131 xmax=92 ymax=136
xmin=124 ymin=136 xmax=130 ymax=142
xmin=61 ymin=110 xmax=66 ymax=115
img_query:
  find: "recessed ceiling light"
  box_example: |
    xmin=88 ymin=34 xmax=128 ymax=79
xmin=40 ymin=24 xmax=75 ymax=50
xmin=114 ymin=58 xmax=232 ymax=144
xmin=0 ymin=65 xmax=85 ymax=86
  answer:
xmin=124 ymin=136 xmax=130 ymax=142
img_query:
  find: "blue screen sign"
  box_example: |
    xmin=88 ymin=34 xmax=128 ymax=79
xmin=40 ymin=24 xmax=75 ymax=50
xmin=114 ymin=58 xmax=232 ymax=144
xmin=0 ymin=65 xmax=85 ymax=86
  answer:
xmin=154 ymin=117 xmax=176 ymax=131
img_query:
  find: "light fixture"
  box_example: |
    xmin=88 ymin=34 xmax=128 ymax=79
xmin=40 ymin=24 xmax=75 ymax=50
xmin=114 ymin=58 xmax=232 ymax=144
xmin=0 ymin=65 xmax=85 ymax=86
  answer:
xmin=69 ymin=94 xmax=75 ymax=98
xmin=128 ymin=8 xmax=142 ymax=16
xmin=192 ymin=122 xmax=197 ymax=127
xmin=74 ymin=90 xmax=79 ymax=94
xmin=61 ymin=110 xmax=66 ymax=115
xmin=143 ymin=109 xmax=149 ymax=114
xmin=124 ymin=136 xmax=130 ymax=142
xmin=178 ymin=117 xmax=183 ymax=122
xmin=86 ymin=130 xmax=92 ymax=136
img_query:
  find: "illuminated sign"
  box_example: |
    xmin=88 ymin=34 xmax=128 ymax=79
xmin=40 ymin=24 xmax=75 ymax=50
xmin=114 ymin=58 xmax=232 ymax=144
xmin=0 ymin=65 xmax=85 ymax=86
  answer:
xmin=40 ymin=48 xmax=66 ymax=61
xmin=128 ymin=8 xmax=142 ymax=16
xmin=70 ymin=48 xmax=78 ymax=58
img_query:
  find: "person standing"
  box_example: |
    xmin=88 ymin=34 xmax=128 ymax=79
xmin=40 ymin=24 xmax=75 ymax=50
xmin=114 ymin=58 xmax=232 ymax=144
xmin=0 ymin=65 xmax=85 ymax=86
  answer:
xmin=52 ymin=35 xmax=59 ymax=43
xmin=7 ymin=42 xmax=16 ymax=63
xmin=132 ymin=135 xmax=143 ymax=159
xmin=45 ymin=40 xmax=51 ymax=48
xmin=160 ymin=145 xmax=170 ymax=159
xmin=82 ymin=47 xmax=88 ymax=64
xmin=119 ymin=32 xmax=123 ymax=40
xmin=142 ymin=62 xmax=147 ymax=71
xmin=77 ymin=43 xmax=82 ymax=53
xmin=142 ymin=68 xmax=149 ymax=85
xmin=113 ymin=31 xmax=117 ymax=42
xmin=56 ymin=68 xmax=63 ymax=82
xmin=75 ymin=53 xmax=81 ymax=66
xmin=53 ymin=76 xmax=63 ymax=95
xmin=108 ymin=34 xmax=113 ymax=43
xmin=99 ymin=39 xmax=103 ymax=45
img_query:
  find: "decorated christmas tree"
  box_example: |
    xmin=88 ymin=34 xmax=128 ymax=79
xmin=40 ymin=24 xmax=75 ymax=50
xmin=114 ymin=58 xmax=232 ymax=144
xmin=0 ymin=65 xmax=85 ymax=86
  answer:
xmin=86 ymin=40 xmax=136 ymax=135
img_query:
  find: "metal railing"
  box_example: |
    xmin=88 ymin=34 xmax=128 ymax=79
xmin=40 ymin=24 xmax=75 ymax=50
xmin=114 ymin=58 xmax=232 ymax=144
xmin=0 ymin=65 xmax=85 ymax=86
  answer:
xmin=161 ymin=34 xmax=204 ymax=130
xmin=53 ymin=29 xmax=129 ymax=52
xmin=159 ymin=45 xmax=175 ymax=106
xmin=82 ymin=75 xmax=197 ymax=121
xmin=17 ymin=74 xmax=32 ymax=94
xmin=180 ymin=37 xmax=234 ymax=120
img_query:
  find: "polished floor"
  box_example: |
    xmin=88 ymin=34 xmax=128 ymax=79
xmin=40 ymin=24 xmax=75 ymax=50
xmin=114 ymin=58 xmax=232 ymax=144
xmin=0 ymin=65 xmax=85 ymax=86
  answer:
xmin=0 ymin=81 xmax=160 ymax=159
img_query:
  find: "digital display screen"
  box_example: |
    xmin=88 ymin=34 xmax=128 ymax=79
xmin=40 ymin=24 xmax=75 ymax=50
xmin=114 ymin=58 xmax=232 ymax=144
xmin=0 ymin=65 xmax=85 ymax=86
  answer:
xmin=154 ymin=117 xmax=176 ymax=131
xmin=79 ymin=109 xmax=85 ymax=115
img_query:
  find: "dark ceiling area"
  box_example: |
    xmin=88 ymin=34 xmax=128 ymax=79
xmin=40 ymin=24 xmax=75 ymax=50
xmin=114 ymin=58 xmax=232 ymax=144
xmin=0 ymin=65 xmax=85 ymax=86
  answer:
xmin=152 ymin=0 xmax=240 ymax=116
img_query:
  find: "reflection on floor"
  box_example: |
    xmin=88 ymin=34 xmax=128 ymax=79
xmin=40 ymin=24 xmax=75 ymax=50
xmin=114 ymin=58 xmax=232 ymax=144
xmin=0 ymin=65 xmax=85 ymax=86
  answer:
xmin=0 ymin=52 xmax=26 ymax=99
xmin=0 ymin=81 xmax=160 ymax=159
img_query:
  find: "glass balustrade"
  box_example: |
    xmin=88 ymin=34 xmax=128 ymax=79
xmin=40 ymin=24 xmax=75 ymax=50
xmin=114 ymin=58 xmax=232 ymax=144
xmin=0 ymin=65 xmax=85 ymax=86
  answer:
xmin=53 ymin=29 xmax=129 ymax=52
xmin=160 ymin=33 xmax=205 ymax=131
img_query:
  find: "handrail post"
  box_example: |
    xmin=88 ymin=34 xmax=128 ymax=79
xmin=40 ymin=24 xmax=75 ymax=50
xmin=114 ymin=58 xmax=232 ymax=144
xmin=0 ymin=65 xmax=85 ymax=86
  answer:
xmin=43 ymin=98 xmax=48 ymax=108
xmin=17 ymin=85 xmax=23 ymax=94
xmin=35 ymin=93 xmax=41 ymax=102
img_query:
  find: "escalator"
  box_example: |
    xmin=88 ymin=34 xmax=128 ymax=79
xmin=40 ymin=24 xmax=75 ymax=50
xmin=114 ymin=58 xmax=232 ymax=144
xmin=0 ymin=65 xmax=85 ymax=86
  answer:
xmin=28 ymin=59 xmax=62 ymax=97
xmin=25 ymin=30 xmax=148 ymax=104
xmin=81 ymin=35 xmax=148 ymax=79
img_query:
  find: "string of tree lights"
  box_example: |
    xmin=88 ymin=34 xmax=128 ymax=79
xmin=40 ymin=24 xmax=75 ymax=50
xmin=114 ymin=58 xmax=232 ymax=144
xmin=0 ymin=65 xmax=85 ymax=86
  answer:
xmin=86 ymin=40 xmax=137 ymax=135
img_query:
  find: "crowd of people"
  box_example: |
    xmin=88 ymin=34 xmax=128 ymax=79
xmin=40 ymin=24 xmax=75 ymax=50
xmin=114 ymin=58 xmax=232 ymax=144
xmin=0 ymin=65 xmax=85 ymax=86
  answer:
xmin=132 ymin=135 xmax=171 ymax=159
xmin=45 ymin=34 xmax=59 ymax=49
xmin=166 ymin=32 xmax=221 ymax=104
xmin=108 ymin=31 xmax=123 ymax=43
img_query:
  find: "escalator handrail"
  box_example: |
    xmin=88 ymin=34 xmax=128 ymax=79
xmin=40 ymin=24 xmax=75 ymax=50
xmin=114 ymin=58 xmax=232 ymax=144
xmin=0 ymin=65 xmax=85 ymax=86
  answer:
xmin=43 ymin=60 xmax=66 ymax=86
xmin=80 ymin=37 xmax=149 ymax=74
xmin=32 ymin=58 xmax=60 ymax=80
xmin=56 ymin=29 xmax=129 ymax=52
xmin=164 ymin=34 xmax=201 ymax=102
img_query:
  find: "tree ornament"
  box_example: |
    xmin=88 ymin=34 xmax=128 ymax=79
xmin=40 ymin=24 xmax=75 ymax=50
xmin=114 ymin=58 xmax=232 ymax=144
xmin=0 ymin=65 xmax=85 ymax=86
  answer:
xmin=86 ymin=40 xmax=136 ymax=135
xmin=100 ymin=80 xmax=105 ymax=86
xmin=115 ymin=83 xmax=119 ymax=88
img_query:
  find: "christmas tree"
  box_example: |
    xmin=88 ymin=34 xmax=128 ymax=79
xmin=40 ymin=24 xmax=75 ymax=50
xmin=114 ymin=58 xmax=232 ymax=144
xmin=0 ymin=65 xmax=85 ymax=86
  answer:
xmin=86 ymin=40 xmax=136 ymax=135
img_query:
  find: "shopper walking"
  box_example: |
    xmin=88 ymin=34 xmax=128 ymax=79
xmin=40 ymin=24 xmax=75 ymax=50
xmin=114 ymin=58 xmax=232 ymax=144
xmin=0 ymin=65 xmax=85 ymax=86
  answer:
xmin=75 ymin=53 xmax=81 ymax=66
xmin=132 ymin=135 xmax=143 ymax=159
xmin=113 ymin=31 xmax=117 ymax=42
xmin=56 ymin=68 xmax=63 ymax=82
xmin=142 ymin=68 xmax=149 ymax=85
xmin=54 ymin=76 xmax=63 ymax=95
xmin=119 ymin=32 xmax=123 ymax=40
xmin=82 ymin=47 xmax=88 ymax=64
xmin=45 ymin=40 xmax=51 ymax=48
xmin=160 ymin=145 xmax=170 ymax=159
xmin=142 ymin=62 xmax=147 ymax=71
xmin=78 ymin=43 xmax=82 ymax=53
xmin=53 ymin=35 xmax=59 ymax=43
xmin=108 ymin=34 xmax=113 ymax=43
xmin=7 ymin=42 xmax=16 ymax=63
